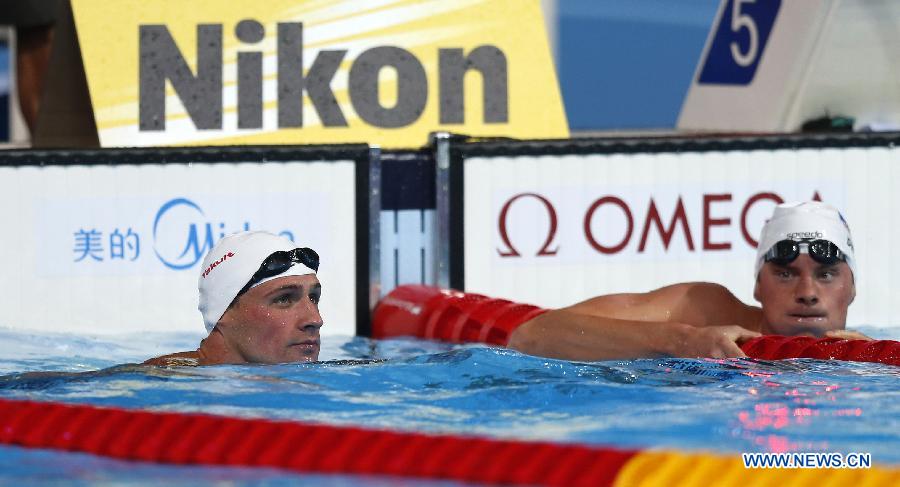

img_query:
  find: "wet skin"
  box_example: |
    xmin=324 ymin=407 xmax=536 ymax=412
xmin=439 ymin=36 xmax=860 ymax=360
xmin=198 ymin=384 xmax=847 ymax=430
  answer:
xmin=754 ymin=254 xmax=855 ymax=337
xmin=215 ymin=274 xmax=324 ymax=364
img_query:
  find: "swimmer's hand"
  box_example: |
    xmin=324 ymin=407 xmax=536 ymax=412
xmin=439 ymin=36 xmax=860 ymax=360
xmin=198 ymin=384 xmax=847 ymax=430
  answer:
xmin=825 ymin=329 xmax=874 ymax=341
xmin=668 ymin=324 xmax=761 ymax=359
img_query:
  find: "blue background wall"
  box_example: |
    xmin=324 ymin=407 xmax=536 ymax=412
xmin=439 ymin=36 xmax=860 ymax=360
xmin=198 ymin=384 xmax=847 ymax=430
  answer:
xmin=557 ymin=0 xmax=720 ymax=131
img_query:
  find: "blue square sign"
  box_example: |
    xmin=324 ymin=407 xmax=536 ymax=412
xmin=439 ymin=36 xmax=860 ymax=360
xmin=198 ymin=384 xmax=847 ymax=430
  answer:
xmin=698 ymin=0 xmax=782 ymax=85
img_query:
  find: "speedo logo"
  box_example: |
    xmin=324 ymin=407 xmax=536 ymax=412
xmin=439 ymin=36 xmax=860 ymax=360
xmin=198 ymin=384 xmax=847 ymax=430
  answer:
xmin=786 ymin=232 xmax=823 ymax=240
xmin=202 ymin=252 xmax=235 ymax=278
xmin=139 ymin=20 xmax=509 ymax=131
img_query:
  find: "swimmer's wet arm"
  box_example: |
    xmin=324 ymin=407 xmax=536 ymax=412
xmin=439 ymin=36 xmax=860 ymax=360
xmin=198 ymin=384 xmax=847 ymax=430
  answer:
xmin=507 ymin=283 xmax=762 ymax=360
xmin=507 ymin=310 xmax=759 ymax=360
xmin=508 ymin=309 xmax=685 ymax=360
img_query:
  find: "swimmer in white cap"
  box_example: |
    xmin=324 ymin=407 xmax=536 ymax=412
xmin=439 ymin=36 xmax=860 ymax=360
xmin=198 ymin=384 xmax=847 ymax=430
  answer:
xmin=507 ymin=201 xmax=869 ymax=361
xmin=752 ymin=201 xmax=857 ymax=338
xmin=145 ymin=231 xmax=323 ymax=366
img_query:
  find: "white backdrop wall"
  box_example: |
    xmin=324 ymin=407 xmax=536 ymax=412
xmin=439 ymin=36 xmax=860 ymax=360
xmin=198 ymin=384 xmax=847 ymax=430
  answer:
xmin=0 ymin=160 xmax=357 ymax=336
xmin=463 ymin=146 xmax=900 ymax=328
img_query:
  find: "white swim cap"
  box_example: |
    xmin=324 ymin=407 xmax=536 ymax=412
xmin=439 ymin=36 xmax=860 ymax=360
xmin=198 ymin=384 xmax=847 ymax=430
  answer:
xmin=755 ymin=201 xmax=856 ymax=278
xmin=198 ymin=231 xmax=317 ymax=334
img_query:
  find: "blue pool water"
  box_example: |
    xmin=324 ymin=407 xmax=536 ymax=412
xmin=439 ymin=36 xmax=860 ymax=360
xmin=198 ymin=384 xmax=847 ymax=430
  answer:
xmin=1 ymin=326 xmax=899 ymax=484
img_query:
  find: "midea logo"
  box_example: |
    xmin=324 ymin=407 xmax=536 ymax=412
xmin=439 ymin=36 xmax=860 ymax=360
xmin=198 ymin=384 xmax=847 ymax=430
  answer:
xmin=152 ymin=197 xmax=294 ymax=270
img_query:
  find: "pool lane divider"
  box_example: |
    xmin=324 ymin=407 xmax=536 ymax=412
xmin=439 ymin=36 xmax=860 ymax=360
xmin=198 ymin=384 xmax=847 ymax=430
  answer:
xmin=0 ymin=396 xmax=629 ymax=485
xmin=1 ymin=397 xmax=899 ymax=486
xmin=372 ymin=285 xmax=900 ymax=366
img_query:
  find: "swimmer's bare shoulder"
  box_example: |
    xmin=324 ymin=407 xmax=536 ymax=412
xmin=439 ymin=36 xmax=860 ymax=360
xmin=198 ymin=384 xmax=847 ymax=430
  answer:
xmin=670 ymin=282 xmax=762 ymax=329
xmin=143 ymin=351 xmax=200 ymax=367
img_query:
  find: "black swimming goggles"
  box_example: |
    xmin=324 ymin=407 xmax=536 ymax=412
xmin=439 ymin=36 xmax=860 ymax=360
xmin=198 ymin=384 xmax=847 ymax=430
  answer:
xmin=763 ymin=239 xmax=846 ymax=267
xmin=237 ymin=247 xmax=319 ymax=297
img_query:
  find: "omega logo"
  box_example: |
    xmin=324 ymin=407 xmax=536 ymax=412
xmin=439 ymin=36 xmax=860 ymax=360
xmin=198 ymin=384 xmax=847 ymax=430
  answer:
xmin=497 ymin=193 xmax=559 ymax=257
xmin=497 ymin=190 xmax=824 ymax=257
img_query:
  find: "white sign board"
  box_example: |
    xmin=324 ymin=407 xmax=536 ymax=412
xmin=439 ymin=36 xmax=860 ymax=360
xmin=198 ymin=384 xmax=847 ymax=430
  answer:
xmin=464 ymin=146 xmax=900 ymax=328
xmin=0 ymin=160 xmax=356 ymax=336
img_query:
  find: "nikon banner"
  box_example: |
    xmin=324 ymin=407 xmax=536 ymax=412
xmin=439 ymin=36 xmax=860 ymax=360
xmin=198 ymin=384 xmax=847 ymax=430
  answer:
xmin=71 ymin=0 xmax=568 ymax=148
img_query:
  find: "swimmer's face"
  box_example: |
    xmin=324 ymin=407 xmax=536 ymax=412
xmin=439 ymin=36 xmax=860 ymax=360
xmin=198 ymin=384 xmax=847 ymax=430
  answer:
xmin=216 ymin=274 xmax=323 ymax=364
xmin=754 ymin=254 xmax=855 ymax=337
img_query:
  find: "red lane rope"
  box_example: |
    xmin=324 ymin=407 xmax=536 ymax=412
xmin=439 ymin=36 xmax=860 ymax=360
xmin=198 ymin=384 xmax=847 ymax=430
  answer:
xmin=0 ymin=397 xmax=636 ymax=486
xmin=740 ymin=335 xmax=900 ymax=365
xmin=372 ymin=285 xmax=900 ymax=366
xmin=373 ymin=285 xmax=547 ymax=346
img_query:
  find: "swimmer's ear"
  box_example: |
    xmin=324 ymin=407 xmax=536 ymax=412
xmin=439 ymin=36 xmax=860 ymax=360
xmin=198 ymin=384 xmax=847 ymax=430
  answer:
xmin=753 ymin=278 xmax=761 ymax=303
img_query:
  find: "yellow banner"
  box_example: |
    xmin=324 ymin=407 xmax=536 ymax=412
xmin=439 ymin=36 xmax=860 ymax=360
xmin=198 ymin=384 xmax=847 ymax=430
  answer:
xmin=71 ymin=0 xmax=568 ymax=148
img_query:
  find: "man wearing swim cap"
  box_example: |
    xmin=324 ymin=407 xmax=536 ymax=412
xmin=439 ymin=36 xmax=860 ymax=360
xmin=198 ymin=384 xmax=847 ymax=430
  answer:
xmin=145 ymin=231 xmax=323 ymax=366
xmin=507 ymin=201 xmax=867 ymax=361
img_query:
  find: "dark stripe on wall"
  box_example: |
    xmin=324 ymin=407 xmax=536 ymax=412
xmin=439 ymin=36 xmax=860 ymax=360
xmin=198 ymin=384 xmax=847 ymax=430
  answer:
xmin=449 ymin=149 xmax=465 ymax=291
xmin=0 ymin=144 xmax=370 ymax=166
xmin=449 ymin=132 xmax=900 ymax=158
xmin=354 ymin=155 xmax=371 ymax=337
xmin=381 ymin=150 xmax=436 ymax=210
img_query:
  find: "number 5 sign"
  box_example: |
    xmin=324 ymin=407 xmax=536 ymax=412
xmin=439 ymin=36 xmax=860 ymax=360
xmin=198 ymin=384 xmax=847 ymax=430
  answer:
xmin=698 ymin=0 xmax=782 ymax=85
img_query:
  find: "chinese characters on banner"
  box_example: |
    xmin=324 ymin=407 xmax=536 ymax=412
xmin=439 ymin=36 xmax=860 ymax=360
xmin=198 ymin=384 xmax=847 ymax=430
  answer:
xmin=73 ymin=228 xmax=140 ymax=262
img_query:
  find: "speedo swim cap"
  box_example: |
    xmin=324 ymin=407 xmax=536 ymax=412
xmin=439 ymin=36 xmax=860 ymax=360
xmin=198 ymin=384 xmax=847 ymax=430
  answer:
xmin=198 ymin=231 xmax=317 ymax=334
xmin=755 ymin=201 xmax=856 ymax=278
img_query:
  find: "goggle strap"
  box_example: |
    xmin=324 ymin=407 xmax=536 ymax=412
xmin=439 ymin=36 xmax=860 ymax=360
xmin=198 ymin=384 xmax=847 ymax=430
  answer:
xmin=236 ymin=247 xmax=319 ymax=298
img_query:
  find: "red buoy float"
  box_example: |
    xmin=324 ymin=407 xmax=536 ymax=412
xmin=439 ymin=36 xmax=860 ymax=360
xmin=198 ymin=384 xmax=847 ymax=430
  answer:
xmin=741 ymin=335 xmax=900 ymax=365
xmin=372 ymin=285 xmax=547 ymax=346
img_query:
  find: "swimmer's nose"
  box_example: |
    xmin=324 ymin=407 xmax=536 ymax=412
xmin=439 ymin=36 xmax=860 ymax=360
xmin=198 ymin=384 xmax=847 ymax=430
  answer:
xmin=795 ymin=276 xmax=819 ymax=306
xmin=302 ymin=321 xmax=323 ymax=333
xmin=298 ymin=301 xmax=324 ymax=332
